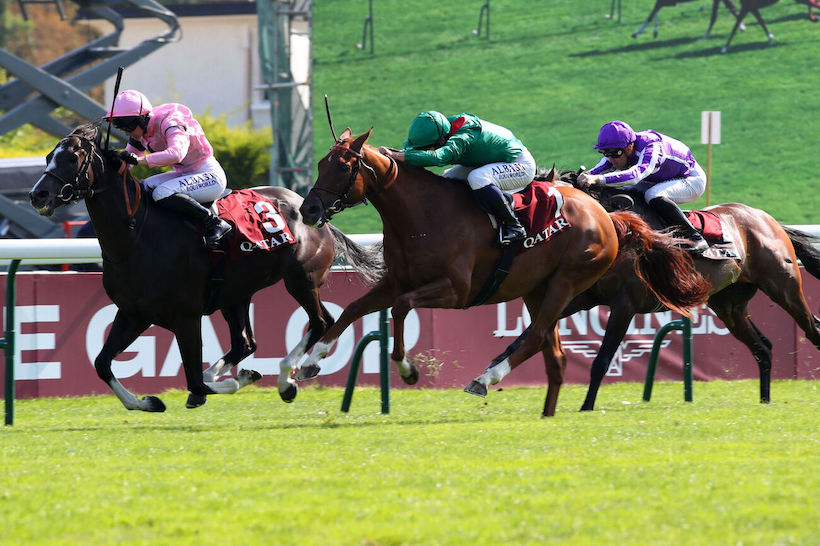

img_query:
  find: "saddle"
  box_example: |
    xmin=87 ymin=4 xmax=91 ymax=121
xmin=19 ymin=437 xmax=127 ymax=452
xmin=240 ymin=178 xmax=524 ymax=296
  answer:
xmin=592 ymin=186 xmax=740 ymax=260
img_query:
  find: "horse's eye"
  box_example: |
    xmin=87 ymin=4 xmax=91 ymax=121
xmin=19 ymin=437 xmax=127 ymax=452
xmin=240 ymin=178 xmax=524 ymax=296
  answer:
xmin=336 ymin=161 xmax=351 ymax=175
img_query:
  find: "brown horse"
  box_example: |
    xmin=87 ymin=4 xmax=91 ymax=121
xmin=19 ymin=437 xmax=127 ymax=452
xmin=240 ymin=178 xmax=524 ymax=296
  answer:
xmin=28 ymin=123 xmax=384 ymax=412
xmin=291 ymin=128 xmax=710 ymax=416
xmin=556 ymin=176 xmax=820 ymax=410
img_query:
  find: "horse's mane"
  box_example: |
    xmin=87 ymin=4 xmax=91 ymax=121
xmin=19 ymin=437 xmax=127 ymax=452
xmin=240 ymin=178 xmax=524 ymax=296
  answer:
xmin=70 ymin=121 xmax=103 ymax=146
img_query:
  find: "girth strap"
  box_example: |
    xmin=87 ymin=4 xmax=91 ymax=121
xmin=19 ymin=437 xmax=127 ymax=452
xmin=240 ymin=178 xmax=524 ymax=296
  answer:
xmin=464 ymin=240 xmax=521 ymax=308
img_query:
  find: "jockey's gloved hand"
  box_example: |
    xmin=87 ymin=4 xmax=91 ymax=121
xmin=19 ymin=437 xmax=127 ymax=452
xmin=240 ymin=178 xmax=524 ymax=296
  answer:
xmin=117 ymin=151 xmax=139 ymax=166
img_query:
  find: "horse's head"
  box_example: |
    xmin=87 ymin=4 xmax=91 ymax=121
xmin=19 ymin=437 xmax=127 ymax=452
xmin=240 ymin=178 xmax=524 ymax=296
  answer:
xmin=29 ymin=123 xmax=105 ymax=217
xmin=300 ymin=127 xmax=397 ymax=227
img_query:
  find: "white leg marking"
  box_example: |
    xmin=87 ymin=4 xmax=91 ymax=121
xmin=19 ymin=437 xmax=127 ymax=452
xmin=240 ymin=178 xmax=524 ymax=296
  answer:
xmin=473 ymin=359 xmax=512 ymax=388
xmin=279 ymin=331 xmax=311 ymax=392
xmin=109 ymin=379 xmax=146 ymax=410
xmin=395 ymin=358 xmax=413 ymax=378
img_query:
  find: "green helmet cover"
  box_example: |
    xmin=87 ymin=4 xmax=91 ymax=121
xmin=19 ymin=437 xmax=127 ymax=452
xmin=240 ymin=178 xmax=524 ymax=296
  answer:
xmin=404 ymin=111 xmax=451 ymax=150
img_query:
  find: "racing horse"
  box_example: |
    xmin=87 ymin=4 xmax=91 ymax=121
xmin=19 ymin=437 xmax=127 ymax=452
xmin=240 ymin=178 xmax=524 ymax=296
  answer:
xmin=292 ymin=127 xmax=710 ymax=417
xmin=554 ymin=174 xmax=820 ymax=411
xmin=633 ymin=0 xmax=820 ymax=51
xmin=29 ymin=123 xmax=384 ymax=412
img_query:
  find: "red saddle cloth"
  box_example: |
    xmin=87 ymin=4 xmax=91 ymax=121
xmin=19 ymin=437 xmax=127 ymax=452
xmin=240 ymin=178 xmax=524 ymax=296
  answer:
xmin=511 ymin=180 xmax=571 ymax=251
xmin=684 ymin=210 xmax=724 ymax=243
xmin=216 ymin=189 xmax=296 ymax=261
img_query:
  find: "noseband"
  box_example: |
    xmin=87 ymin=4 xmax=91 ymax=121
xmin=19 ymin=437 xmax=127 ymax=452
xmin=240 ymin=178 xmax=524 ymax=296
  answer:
xmin=43 ymin=135 xmax=101 ymax=202
xmin=312 ymin=143 xmax=398 ymax=221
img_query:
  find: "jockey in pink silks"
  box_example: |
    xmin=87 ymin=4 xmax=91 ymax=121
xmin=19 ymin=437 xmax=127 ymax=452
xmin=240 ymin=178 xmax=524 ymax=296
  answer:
xmin=104 ymin=89 xmax=232 ymax=248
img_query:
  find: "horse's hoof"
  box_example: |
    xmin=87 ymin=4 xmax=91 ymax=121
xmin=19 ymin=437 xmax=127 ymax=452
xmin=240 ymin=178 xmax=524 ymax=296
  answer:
xmin=186 ymin=392 xmax=208 ymax=409
xmin=294 ymin=364 xmax=320 ymax=381
xmin=279 ymin=382 xmax=298 ymax=403
xmin=400 ymin=362 xmax=420 ymax=385
xmin=141 ymin=395 xmax=166 ymax=412
xmin=238 ymin=368 xmax=262 ymax=383
xmin=464 ymin=380 xmax=488 ymax=398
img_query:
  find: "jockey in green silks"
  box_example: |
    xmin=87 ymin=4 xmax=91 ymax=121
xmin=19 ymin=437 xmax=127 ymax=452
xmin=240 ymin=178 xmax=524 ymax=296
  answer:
xmin=379 ymin=111 xmax=536 ymax=246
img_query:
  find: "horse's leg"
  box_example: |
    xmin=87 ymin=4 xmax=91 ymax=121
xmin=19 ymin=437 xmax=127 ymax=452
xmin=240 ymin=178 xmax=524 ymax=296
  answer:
xmin=466 ymin=281 xmax=581 ymax=416
xmin=295 ymin=279 xmax=397 ymax=381
xmin=541 ymin=326 xmax=567 ymax=418
xmin=279 ymin=273 xmax=334 ymax=399
xmin=387 ymin=280 xmax=463 ymax=385
xmin=203 ymin=301 xmax=258 ymax=382
xmin=708 ymin=284 xmax=774 ymax=403
xmin=719 ymin=0 xmax=746 ymax=34
xmin=94 ymin=310 xmax=164 ymax=412
xmin=173 ymin=317 xmax=216 ymax=409
xmin=633 ymin=1 xmax=663 ymax=38
xmin=722 ymin=6 xmax=749 ymax=52
xmin=581 ymin=295 xmax=637 ymax=411
xmin=748 ymin=8 xmax=774 ymax=43
xmin=703 ymin=0 xmax=723 ymax=39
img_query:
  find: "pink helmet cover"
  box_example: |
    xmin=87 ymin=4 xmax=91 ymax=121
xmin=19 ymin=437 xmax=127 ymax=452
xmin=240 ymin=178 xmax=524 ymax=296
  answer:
xmin=105 ymin=89 xmax=153 ymax=119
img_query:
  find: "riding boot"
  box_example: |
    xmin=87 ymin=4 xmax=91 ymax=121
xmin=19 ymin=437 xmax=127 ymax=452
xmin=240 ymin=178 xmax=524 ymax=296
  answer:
xmin=648 ymin=196 xmax=709 ymax=252
xmin=157 ymin=193 xmax=232 ymax=249
xmin=474 ymin=185 xmax=527 ymax=245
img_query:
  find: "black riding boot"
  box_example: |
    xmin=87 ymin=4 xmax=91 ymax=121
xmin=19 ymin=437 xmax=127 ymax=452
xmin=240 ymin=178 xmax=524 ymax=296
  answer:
xmin=157 ymin=193 xmax=232 ymax=249
xmin=474 ymin=185 xmax=527 ymax=245
xmin=648 ymin=196 xmax=708 ymax=252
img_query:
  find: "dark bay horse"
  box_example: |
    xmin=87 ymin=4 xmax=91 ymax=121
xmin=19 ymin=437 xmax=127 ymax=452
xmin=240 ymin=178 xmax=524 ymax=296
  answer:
xmin=28 ymin=123 xmax=383 ymax=412
xmin=556 ymin=176 xmax=820 ymax=410
xmin=292 ymin=128 xmax=710 ymax=417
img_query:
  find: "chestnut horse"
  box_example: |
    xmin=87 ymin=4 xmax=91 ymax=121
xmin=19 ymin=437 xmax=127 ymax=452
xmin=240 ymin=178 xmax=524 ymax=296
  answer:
xmin=290 ymin=128 xmax=710 ymax=416
xmin=29 ymin=123 xmax=383 ymax=412
xmin=556 ymin=176 xmax=820 ymax=410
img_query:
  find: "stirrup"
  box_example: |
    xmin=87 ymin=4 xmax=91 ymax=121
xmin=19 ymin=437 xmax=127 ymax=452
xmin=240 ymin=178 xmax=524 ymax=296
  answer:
xmin=205 ymin=219 xmax=232 ymax=249
xmin=500 ymin=225 xmax=527 ymax=246
xmin=688 ymin=237 xmax=709 ymax=252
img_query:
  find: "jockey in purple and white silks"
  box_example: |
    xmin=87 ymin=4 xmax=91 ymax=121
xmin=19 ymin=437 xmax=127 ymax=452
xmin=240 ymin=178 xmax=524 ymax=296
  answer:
xmin=105 ymin=89 xmax=232 ymax=249
xmin=577 ymin=120 xmax=709 ymax=252
xmin=379 ymin=111 xmax=535 ymax=246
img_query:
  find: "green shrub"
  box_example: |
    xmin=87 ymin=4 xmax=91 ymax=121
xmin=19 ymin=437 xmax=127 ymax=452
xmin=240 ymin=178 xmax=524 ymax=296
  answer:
xmin=198 ymin=113 xmax=272 ymax=190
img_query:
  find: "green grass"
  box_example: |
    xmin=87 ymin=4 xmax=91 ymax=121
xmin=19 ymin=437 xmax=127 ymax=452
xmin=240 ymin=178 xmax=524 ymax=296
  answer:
xmin=2 ymin=380 xmax=818 ymax=545
xmin=312 ymin=0 xmax=820 ymax=233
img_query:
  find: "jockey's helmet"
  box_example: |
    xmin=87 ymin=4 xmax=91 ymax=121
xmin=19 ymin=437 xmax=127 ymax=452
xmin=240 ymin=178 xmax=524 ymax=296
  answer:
xmin=593 ymin=120 xmax=635 ymax=150
xmin=403 ymin=111 xmax=450 ymax=150
xmin=105 ymin=90 xmax=153 ymax=119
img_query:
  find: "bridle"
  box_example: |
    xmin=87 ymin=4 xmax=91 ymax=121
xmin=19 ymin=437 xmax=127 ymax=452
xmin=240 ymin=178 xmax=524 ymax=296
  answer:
xmin=42 ymin=132 xmax=142 ymax=227
xmin=310 ymin=141 xmax=398 ymax=221
xmin=42 ymin=135 xmax=101 ymax=202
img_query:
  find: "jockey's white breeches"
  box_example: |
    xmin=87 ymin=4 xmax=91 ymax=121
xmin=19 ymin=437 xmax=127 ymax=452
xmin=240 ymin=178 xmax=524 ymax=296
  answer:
xmin=443 ymin=148 xmax=536 ymax=192
xmin=144 ymin=156 xmax=228 ymax=203
xmin=643 ymin=162 xmax=706 ymax=204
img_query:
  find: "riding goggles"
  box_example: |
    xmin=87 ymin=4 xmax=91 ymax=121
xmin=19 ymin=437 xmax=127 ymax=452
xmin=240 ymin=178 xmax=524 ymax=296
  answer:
xmin=112 ymin=116 xmax=142 ymax=132
xmin=599 ymin=148 xmax=625 ymax=158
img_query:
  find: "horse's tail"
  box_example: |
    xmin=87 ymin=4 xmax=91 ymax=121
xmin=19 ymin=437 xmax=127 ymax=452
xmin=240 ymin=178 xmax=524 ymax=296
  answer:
xmin=610 ymin=211 xmax=711 ymax=317
xmin=781 ymin=224 xmax=820 ymax=279
xmin=327 ymin=224 xmax=385 ymax=285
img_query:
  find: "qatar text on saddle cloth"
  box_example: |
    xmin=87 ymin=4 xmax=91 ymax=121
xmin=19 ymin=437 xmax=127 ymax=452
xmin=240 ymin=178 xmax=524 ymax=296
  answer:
xmin=216 ymin=189 xmax=295 ymax=261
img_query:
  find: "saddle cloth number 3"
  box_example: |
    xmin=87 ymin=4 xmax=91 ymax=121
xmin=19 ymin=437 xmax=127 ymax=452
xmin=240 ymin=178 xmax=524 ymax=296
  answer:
xmin=254 ymin=200 xmax=286 ymax=233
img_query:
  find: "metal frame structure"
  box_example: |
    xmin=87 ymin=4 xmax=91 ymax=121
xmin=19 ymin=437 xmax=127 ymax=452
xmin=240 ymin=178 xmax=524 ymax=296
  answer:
xmin=0 ymin=0 xmax=180 ymax=140
xmin=257 ymin=0 xmax=313 ymax=194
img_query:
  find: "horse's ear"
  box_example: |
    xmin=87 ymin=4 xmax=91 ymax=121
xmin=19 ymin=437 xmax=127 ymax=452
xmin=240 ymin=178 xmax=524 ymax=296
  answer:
xmin=546 ymin=163 xmax=556 ymax=182
xmin=350 ymin=127 xmax=373 ymax=154
xmin=340 ymin=128 xmax=353 ymax=141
